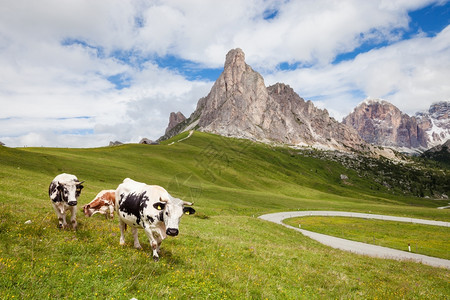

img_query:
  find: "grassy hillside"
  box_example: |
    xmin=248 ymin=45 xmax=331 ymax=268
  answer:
xmin=284 ymin=216 xmax=450 ymax=259
xmin=0 ymin=132 xmax=449 ymax=299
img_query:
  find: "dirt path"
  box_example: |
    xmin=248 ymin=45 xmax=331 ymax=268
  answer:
xmin=258 ymin=211 xmax=450 ymax=269
xmin=168 ymin=130 xmax=194 ymax=145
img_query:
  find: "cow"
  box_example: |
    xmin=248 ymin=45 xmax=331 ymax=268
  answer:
xmin=48 ymin=173 xmax=84 ymax=229
xmin=115 ymin=178 xmax=195 ymax=261
xmin=83 ymin=189 xmax=116 ymax=219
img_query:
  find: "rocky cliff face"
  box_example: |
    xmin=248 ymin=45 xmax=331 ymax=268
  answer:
xmin=416 ymin=101 xmax=450 ymax=147
xmin=165 ymin=112 xmax=186 ymax=135
xmin=342 ymin=99 xmax=428 ymax=149
xmin=343 ymin=99 xmax=449 ymax=149
xmin=162 ymin=48 xmax=366 ymax=151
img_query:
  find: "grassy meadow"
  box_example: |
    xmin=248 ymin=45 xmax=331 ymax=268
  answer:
xmin=0 ymin=131 xmax=449 ymax=299
xmin=284 ymin=216 xmax=450 ymax=259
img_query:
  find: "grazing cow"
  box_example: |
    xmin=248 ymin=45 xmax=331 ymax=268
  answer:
xmin=115 ymin=178 xmax=195 ymax=261
xmin=48 ymin=173 xmax=84 ymax=229
xmin=83 ymin=189 xmax=116 ymax=219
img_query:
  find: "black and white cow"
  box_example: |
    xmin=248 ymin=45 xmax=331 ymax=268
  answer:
xmin=115 ymin=178 xmax=195 ymax=261
xmin=48 ymin=173 xmax=84 ymax=229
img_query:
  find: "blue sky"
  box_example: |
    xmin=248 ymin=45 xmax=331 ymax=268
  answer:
xmin=0 ymin=0 xmax=449 ymax=147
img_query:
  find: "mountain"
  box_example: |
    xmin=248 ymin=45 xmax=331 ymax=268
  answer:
xmin=342 ymin=99 xmax=428 ymax=149
xmin=421 ymin=139 xmax=450 ymax=166
xmin=343 ymin=99 xmax=450 ymax=150
xmin=165 ymin=111 xmax=186 ymax=135
xmin=160 ymin=48 xmax=366 ymax=151
xmin=416 ymin=101 xmax=450 ymax=148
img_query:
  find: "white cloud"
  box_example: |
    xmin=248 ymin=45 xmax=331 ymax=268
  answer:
xmin=0 ymin=0 xmax=449 ymax=147
xmin=264 ymin=23 xmax=450 ymax=120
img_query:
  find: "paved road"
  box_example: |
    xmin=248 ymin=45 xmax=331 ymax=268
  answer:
xmin=259 ymin=211 xmax=450 ymax=269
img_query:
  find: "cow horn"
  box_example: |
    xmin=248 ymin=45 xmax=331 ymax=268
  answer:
xmin=77 ymin=180 xmax=85 ymax=184
xmin=159 ymin=197 xmax=169 ymax=203
xmin=183 ymin=201 xmax=193 ymax=206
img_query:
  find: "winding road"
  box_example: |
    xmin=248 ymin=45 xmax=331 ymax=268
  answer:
xmin=258 ymin=211 xmax=450 ymax=269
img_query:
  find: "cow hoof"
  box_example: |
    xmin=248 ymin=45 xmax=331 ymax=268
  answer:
xmin=58 ymin=224 xmax=63 ymax=229
xmin=153 ymin=256 xmax=159 ymax=262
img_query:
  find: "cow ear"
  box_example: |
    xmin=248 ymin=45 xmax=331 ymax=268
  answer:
xmin=183 ymin=207 xmax=195 ymax=215
xmin=76 ymin=184 xmax=84 ymax=191
xmin=153 ymin=202 xmax=166 ymax=211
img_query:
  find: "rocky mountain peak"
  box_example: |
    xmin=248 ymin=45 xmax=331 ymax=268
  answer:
xmin=224 ymin=48 xmax=246 ymax=70
xmin=415 ymin=101 xmax=450 ymax=147
xmin=161 ymin=49 xmax=367 ymax=151
xmin=165 ymin=111 xmax=186 ymax=135
xmin=343 ymin=99 xmax=427 ymax=149
xmin=428 ymin=101 xmax=450 ymax=117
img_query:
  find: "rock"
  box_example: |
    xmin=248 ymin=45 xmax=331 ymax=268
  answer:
xmin=139 ymin=138 xmax=158 ymax=145
xmin=165 ymin=112 xmax=186 ymax=135
xmin=139 ymin=138 xmax=152 ymax=144
xmin=340 ymin=174 xmax=349 ymax=180
xmin=24 ymin=220 xmax=32 ymax=225
xmin=343 ymin=100 xmax=450 ymax=150
xmin=0 ymin=141 xmax=4 ymax=146
xmin=416 ymin=101 xmax=450 ymax=148
xmin=109 ymin=141 xmax=123 ymax=146
xmin=161 ymin=48 xmax=366 ymax=152
xmin=343 ymin=99 xmax=427 ymax=149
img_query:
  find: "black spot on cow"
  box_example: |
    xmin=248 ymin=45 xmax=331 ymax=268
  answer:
xmin=119 ymin=193 xmax=125 ymax=206
xmin=158 ymin=211 xmax=164 ymax=222
xmin=57 ymin=184 xmax=69 ymax=202
xmin=49 ymin=182 xmax=68 ymax=202
xmin=75 ymin=183 xmax=84 ymax=197
xmin=49 ymin=182 xmax=61 ymax=202
xmin=147 ymin=216 xmax=154 ymax=223
xmin=119 ymin=191 xmax=149 ymax=226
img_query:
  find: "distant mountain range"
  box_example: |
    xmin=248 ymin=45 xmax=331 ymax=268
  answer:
xmin=160 ymin=48 xmax=449 ymax=153
xmin=343 ymin=99 xmax=449 ymax=151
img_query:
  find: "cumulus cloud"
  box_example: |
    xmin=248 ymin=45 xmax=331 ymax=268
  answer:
xmin=0 ymin=0 xmax=449 ymax=147
xmin=264 ymin=24 xmax=450 ymax=120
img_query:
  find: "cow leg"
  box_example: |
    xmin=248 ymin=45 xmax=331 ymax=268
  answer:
xmin=52 ymin=204 xmax=66 ymax=229
xmin=156 ymin=239 xmax=163 ymax=256
xmin=144 ymin=229 xmax=160 ymax=261
xmin=155 ymin=234 xmax=164 ymax=254
xmin=119 ymin=220 xmax=127 ymax=245
xmin=109 ymin=206 xmax=114 ymax=219
xmin=68 ymin=205 xmax=77 ymax=230
xmin=131 ymin=227 xmax=142 ymax=249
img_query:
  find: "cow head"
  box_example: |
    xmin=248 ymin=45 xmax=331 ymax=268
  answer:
xmin=153 ymin=197 xmax=195 ymax=236
xmin=83 ymin=190 xmax=115 ymax=218
xmin=57 ymin=180 xmax=84 ymax=206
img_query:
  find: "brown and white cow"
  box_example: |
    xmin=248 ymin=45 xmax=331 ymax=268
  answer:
xmin=49 ymin=173 xmax=84 ymax=229
xmin=83 ymin=189 xmax=116 ymax=219
xmin=115 ymin=178 xmax=195 ymax=261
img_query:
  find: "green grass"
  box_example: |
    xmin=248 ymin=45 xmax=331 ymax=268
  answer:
xmin=0 ymin=131 xmax=449 ymax=299
xmin=284 ymin=216 xmax=450 ymax=259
